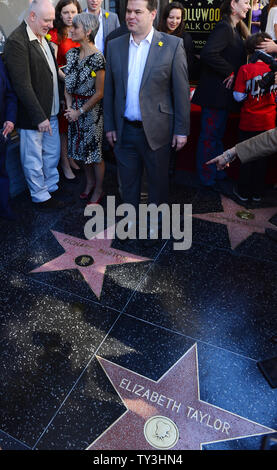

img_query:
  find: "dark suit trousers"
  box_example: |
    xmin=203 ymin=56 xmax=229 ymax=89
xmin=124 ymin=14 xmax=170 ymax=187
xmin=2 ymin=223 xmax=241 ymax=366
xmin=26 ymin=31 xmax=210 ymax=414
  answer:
xmin=0 ymin=138 xmax=12 ymax=217
xmin=237 ymin=129 xmax=268 ymax=198
xmin=114 ymin=121 xmax=171 ymax=211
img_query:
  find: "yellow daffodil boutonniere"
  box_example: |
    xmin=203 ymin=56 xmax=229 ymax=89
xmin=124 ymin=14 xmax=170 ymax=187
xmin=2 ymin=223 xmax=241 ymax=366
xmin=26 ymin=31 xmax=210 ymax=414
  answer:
xmin=105 ymin=12 xmax=109 ymax=18
xmin=45 ymin=33 xmax=52 ymax=41
xmin=91 ymin=70 xmax=96 ymax=77
xmin=158 ymin=41 xmax=163 ymax=47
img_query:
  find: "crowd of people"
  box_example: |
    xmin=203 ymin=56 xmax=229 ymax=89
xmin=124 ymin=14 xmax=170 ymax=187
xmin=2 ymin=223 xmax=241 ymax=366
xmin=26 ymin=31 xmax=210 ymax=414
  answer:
xmin=1 ymin=0 xmax=277 ymax=232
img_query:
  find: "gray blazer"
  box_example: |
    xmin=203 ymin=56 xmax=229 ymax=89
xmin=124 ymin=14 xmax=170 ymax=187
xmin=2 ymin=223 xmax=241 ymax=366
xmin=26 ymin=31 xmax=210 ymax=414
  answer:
xmin=104 ymin=29 xmax=190 ymax=151
xmin=84 ymin=8 xmax=120 ymax=39
xmin=236 ymin=128 xmax=277 ymax=164
xmin=101 ymin=9 xmax=120 ymax=39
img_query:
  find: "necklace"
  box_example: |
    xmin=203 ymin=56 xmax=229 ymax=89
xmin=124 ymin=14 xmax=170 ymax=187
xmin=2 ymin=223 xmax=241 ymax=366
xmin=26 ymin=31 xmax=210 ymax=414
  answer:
xmin=79 ymin=44 xmax=97 ymax=60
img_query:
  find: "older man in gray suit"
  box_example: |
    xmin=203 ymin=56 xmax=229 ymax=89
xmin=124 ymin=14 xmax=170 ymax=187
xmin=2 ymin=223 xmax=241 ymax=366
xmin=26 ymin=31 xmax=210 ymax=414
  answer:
xmin=85 ymin=0 xmax=120 ymax=54
xmin=104 ymin=0 xmax=190 ymax=213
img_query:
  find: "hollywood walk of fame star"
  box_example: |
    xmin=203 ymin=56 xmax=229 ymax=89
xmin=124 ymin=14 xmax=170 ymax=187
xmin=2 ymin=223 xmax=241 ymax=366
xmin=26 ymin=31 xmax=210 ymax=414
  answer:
xmin=30 ymin=226 xmax=151 ymax=299
xmin=192 ymin=195 xmax=277 ymax=249
xmin=87 ymin=344 xmax=275 ymax=450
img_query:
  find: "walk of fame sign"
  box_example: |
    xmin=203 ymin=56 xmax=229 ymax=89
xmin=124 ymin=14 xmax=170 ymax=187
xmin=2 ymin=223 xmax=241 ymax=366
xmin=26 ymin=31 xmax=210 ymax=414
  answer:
xmin=87 ymin=344 xmax=275 ymax=450
xmin=30 ymin=226 xmax=151 ymax=299
xmin=181 ymin=0 xmax=222 ymax=52
xmin=192 ymin=195 xmax=277 ymax=249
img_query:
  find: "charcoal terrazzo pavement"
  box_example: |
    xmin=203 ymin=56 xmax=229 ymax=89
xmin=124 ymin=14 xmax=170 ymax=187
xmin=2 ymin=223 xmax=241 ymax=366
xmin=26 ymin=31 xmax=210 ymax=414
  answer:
xmin=0 ymin=169 xmax=276 ymax=452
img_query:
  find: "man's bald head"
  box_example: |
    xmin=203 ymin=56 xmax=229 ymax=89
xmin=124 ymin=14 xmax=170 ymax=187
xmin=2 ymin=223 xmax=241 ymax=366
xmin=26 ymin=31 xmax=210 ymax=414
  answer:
xmin=27 ymin=0 xmax=55 ymax=38
xmin=28 ymin=0 xmax=54 ymax=15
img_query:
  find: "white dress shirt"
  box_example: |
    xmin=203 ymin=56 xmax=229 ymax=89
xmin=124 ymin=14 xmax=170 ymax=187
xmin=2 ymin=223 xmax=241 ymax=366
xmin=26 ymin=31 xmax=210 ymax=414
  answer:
xmin=25 ymin=21 xmax=59 ymax=116
xmin=124 ymin=28 xmax=154 ymax=122
xmin=266 ymin=6 xmax=277 ymax=40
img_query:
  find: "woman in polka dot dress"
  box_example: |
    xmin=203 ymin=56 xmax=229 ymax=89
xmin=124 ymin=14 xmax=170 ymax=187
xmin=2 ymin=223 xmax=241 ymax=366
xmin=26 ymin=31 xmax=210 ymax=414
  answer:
xmin=64 ymin=12 xmax=105 ymax=204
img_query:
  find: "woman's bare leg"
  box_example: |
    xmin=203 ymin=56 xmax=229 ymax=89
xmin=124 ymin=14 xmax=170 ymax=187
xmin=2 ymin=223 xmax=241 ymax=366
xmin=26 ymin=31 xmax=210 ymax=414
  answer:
xmin=89 ymin=160 xmax=105 ymax=203
xmin=60 ymin=133 xmax=76 ymax=179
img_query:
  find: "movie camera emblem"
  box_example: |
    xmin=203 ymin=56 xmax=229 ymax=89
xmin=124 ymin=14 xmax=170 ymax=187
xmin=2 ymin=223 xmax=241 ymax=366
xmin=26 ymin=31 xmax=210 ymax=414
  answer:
xmin=74 ymin=255 xmax=94 ymax=267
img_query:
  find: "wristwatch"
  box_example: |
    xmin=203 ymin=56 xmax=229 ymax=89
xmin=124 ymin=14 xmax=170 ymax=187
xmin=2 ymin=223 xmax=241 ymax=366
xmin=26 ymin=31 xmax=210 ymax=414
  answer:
xmin=79 ymin=107 xmax=84 ymax=114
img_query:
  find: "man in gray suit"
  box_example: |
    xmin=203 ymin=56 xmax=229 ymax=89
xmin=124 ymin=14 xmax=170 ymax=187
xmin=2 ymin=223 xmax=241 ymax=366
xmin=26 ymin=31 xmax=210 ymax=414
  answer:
xmin=85 ymin=0 xmax=120 ymax=54
xmin=104 ymin=0 xmax=190 ymax=213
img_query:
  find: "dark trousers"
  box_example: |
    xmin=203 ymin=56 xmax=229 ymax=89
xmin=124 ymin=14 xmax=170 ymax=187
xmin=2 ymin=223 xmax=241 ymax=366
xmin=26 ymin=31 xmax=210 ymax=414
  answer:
xmin=114 ymin=121 xmax=171 ymax=211
xmin=0 ymin=138 xmax=12 ymax=218
xmin=237 ymin=129 xmax=268 ymax=198
xmin=196 ymin=107 xmax=228 ymax=186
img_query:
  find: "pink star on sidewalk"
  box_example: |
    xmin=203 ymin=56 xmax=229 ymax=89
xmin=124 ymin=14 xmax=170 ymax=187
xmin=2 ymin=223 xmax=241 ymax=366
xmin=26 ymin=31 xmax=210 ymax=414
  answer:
xmin=193 ymin=195 xmax=277 ymax=249
xmin=87 ymin=344 xmax=275 ymax=450
xmin=30 ymin=226 xmax=151 ymax=298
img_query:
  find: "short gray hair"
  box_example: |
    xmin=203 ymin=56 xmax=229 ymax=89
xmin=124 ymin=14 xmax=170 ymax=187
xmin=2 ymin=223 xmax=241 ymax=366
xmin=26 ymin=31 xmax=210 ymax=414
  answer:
xmin=72 ymin=13 xmax=99 ymax=42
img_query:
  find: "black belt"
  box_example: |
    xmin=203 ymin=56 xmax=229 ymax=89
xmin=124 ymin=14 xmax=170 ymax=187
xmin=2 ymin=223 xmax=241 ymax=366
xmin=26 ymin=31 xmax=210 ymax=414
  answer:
xmin=124 ymin=118 xmax=143 ymax=128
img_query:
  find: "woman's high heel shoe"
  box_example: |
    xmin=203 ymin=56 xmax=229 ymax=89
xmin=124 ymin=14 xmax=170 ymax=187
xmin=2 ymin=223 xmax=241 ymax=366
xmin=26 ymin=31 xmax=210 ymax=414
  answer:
xmin=86 ymin=191 xmax=105 ymax=205
xmin=79 ymin=186 xmax=95 ymax=200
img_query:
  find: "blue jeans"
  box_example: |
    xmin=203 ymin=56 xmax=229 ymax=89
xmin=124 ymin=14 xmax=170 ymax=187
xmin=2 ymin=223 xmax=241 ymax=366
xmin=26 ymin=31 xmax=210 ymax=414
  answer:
xmin=19 ymin=116 xmax=60 ymax=202
xmin=196 ymin=107 xmax=228 ymax=186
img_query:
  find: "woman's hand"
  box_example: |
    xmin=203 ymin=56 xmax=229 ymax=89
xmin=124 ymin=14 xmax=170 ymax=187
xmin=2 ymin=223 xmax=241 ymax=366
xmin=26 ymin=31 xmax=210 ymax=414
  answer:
xmin=64 ymin=107 xmax=80 ymax=122
xmin=257 ymin=38 xmax=277 ymax=54
xmin=2 ymin=121 xmax=14 ymax=138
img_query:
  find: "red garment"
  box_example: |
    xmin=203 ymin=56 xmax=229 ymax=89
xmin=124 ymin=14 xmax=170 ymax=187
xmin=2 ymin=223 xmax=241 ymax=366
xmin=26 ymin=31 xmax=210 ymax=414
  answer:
xmin=48 ymin=28 xmax=80 ymax=66
xmin=234 ymin=61 xmax=277 ymax=131
xmin=49 ymin=28 xmax=80 ymax=133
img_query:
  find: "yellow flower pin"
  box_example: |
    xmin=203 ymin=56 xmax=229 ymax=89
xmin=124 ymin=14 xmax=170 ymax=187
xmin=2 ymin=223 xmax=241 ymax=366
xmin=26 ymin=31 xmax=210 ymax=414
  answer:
xmin=91 ymin=70 xmax=96 ymax=77
xmin=105 ymin=12 xmax=109 ymax=18
xmin=45 ymin=33 xmax=52 ymax=41
xmin=158 ymin=41 xmax=163 ymax=47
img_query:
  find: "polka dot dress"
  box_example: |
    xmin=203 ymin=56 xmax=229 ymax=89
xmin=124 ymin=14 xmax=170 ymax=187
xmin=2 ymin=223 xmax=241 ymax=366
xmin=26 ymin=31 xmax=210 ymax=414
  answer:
xmin=65 ymin=48 xmax=105 ymax=164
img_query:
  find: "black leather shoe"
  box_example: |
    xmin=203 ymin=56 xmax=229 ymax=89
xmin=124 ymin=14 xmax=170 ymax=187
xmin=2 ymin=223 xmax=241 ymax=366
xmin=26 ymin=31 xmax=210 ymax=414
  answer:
xmin=50 ymin=187 xmax=75 ymax=202
xmin=34 ymin=198 xmax=67 ymax=210
xmin=0 ymin=210 xmax=16 ymax=221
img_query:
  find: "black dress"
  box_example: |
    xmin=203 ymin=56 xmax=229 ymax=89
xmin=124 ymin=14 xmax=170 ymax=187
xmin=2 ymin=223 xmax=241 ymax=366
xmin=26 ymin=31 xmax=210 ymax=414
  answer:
xmin=65 ymin=48 xmax=105 ymax=164
xmin=182 ymin=31 xmax=200 ymax=82
xmin=192 ymin=20 xmax=247 ymax=111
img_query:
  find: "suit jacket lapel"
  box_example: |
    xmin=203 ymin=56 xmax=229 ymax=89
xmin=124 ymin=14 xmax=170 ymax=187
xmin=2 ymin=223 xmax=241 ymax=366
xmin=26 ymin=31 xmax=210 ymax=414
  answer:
xmin=121 ymin=33 xmax=130 ymax=96
xmin=102 ymin=9 xmax=108 ymax=39
xmin=22 ymin=21 xmax=52 ymax=74
xmin=30 ymin=40 xmax=52 ymax=74
xmin=140 ymin=29 xmax=162 ymax=91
